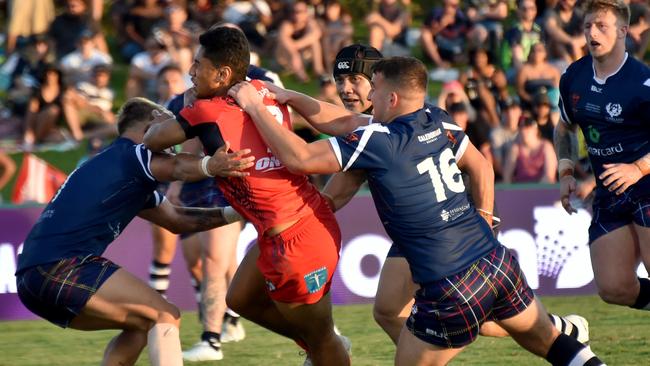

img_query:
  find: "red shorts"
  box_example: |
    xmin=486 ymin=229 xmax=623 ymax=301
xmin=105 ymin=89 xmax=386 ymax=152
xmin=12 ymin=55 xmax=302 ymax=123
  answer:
xmin=257 ymin=203 xmax=341 ymax=304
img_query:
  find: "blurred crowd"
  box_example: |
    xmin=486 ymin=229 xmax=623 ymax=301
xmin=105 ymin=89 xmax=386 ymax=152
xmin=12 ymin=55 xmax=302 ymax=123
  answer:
xmin=0 ymin=0 xmax=649 ymax=189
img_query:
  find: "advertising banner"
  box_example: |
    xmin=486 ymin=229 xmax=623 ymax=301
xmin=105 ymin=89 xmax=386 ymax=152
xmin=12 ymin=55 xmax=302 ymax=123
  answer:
xmin=2 ymin=187 xmax=642 ymax=321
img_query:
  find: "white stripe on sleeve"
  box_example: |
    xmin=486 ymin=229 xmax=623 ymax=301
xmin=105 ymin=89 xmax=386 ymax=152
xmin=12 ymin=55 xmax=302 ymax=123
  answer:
xmin=135 ymin=144 xmax=155 ymax=181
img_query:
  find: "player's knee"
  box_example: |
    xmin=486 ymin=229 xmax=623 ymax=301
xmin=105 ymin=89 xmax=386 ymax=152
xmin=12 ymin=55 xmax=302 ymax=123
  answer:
xmin=373 ymin=301 xmax=398 ymax=327
xmin=598 ymin=285 xmax=636 ymax=305
xmin=155 ymin=304 xmax=182 ymax=328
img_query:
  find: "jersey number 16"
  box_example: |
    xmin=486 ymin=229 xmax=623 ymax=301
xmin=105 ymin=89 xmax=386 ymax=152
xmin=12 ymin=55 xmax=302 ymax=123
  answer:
xmin=416 ymin=148 xmax=465 ymax=202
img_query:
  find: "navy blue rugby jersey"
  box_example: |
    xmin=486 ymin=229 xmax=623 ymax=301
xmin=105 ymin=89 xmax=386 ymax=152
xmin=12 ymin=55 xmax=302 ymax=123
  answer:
xmin=328 ymin=105 xmax=499 ymax=283
xmin=559 ymin=53 xmax=650 ymax=199
xmin=16 ymin=138 xmax=163 ymax=272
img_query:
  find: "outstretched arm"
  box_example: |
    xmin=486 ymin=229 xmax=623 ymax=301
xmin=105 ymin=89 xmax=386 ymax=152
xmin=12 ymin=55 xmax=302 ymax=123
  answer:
xmin=138 ymin=200 xmax=243 ymax=234
xmin=264 ymin=81 xmax=370 ymax=136
xmin=149 ymin=141 xmax=255 ymax=182
xmin=230 ymin=82 xmax=342 ymax=175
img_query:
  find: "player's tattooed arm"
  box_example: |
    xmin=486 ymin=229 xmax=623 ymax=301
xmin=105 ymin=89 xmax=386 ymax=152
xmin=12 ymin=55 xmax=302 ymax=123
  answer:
xmin=139 ymin=201 xmax=243 ymax=234
xmin=553 ymin=121 xmax=579 ymax=177
xmin=149 ymin=142 xmax=255 ymax=182
xmin=554 ymin=121 xmax=579 ymax=213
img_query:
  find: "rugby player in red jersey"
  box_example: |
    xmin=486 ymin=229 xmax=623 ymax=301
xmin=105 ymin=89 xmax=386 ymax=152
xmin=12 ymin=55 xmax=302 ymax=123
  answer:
xmin=143 ymin=25 xmax=349 ymax=366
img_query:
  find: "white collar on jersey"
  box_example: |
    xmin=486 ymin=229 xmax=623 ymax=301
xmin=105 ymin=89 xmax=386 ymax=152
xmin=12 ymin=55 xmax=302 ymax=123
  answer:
xmin=592 ymin=52 xmax=628 ymax=85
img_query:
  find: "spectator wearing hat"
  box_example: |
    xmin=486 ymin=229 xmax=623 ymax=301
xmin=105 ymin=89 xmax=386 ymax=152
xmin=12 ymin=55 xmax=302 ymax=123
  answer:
xmin=48 ymin=0 xmax=107 ymax=60
xmin=60 ymin=29 xmax=113 ymax=85
xmin=61 ymin=63 xmax=116 ymax=141
xmin=502 ymin=114 xmax=557 ymax=184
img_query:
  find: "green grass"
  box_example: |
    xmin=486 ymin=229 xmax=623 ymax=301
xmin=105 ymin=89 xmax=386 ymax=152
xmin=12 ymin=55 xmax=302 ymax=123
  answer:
xmin=1 ymin=296 xmax=649 ymax=365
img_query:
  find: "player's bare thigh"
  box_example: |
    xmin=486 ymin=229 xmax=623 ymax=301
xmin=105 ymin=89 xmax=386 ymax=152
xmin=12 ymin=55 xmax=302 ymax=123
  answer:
xmin=374 ymin=256 xmax=416 ymax=343
xmin=590 ymin=224 xmax=641 ymax=305
xmin=226 ymin=243 xmax=266 ymax=312
xmin=395 ymin=325 xmax=465 ymax=366
xmin=70 ymin=268 xmax=180 ymax=331
xmin=494 ymin=297 xmax=559 ymax=357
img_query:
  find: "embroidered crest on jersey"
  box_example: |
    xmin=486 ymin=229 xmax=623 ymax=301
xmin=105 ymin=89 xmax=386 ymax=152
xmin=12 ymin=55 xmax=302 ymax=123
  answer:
xmin=344 ymin=132 xmax=360 ymax=144
xmin=304 ymin=267 xmax=328 ymax=294
xmin=445 ymin=130 xmax=457 ymax=147
xmin=571 ymin=93 xmax=580 ymax=108
xmin=605 ymin=103 xmax=622 ymax=118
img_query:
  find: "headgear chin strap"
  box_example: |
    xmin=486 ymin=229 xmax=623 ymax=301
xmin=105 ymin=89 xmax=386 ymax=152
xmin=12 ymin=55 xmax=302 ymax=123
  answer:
xmin=333 ymin=44 xmax=383 ymax=80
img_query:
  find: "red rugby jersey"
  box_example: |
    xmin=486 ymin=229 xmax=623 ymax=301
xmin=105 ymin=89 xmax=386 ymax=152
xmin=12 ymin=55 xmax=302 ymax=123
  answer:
xmin=178 ymin=80 xmax=324 ymax=234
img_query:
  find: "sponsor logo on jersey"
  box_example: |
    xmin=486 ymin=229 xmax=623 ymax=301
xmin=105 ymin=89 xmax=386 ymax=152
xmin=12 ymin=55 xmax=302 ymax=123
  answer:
xmin=255 ymin=156 xmax=284 ymax=172
xmin=605 ymin=102 xmax=623 ymax=123
xmin=440 ymin=203 xmax=470 ymax=222
xmin=445 ymin=131 xmax=457 ymax=147
xmin=587 ymin=142 xmax=623 ymax=157
xmin=417 ymin=129 xmax=442 ymax=143
xmin=337 ymin=61 xmax=350 ymax=70
xmin=587 ymin=125 xmax=600 ymax=143
xmin=590 ymin=85 xmax=602 ymax=93
xmin=344 ymin=132 xmax=360 ymax=143
xmin=585 ymin=103 xmax=600 ymax=114
xmin=411 ymin=304 xmax=418 ymax=315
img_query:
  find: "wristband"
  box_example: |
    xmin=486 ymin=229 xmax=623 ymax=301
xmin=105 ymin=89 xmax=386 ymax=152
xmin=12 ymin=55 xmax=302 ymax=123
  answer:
xmin=477 ymin=208 xmax=493 ymax=217
xmin=223 ymin=206 xmax=243 ymax=223
xmin=634 ymin=155 xmax=650 ymax=176
xmin=558 ymin=159 xmax=575 ymax=178
xmin=201 ymin=156 xmax=215 ymax=177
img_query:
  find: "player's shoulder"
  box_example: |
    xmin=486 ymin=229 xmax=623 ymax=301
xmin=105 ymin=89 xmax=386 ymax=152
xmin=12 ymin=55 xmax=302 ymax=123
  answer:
xmin=183 ymin=95 xmax=236 ymax=122
xmin=563 ymin=55 xmax=592 ymax=79
xmin=623 ymin=55 xmax=650 ymax=83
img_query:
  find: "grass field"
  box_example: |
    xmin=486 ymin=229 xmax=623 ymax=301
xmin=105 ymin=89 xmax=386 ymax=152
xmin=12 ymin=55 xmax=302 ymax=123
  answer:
xmin=1 ymin=296 xmax=649 ymax=365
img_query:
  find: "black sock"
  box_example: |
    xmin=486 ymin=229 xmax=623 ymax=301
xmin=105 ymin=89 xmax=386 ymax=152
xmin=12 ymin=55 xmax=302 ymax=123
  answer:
xmin=148 ymin=260 xmax=171 ymax=295
xmin=632 ymin=277 xmax=650 ymax=310
xmin=546 ymin=334 xmax=603 ymax=366
xmin=201 ymin=331 xmax=221 ymax=350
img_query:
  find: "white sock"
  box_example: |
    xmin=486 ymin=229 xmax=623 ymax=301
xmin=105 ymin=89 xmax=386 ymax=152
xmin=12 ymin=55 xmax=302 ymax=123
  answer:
xmin=147 ymin=323 xmax=183 ymax=366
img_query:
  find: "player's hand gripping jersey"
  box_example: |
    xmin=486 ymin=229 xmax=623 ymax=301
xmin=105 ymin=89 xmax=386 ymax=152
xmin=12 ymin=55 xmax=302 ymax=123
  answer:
xmin=328 ymin=105 xmax=499 ymax=283
xmin=177 ymin=79 xmax=325 ymax=235
xmin=559 ymin=54 xmax=650 ymax=199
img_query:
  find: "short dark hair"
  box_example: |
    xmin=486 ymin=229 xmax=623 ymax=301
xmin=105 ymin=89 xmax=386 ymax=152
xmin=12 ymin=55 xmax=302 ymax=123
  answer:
xmin=198 ymin=26 xmax=250 ymax=85
xmin=371 ymin=57 xmax=427 ymax=93
xmin=117 ymin=97 xmax=164 ymax=135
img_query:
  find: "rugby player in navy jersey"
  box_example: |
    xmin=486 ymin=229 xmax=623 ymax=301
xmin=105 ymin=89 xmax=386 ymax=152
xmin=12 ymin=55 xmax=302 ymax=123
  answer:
xmin=555 ymin=0 xmax=650 ymax=314
xmin=266 ymin=44 xmax=588 ymax=348
xmin=230 ymin=57 xmax=604 ymax=365
xmin=15 ymin=97 xmax=254 ymax=366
